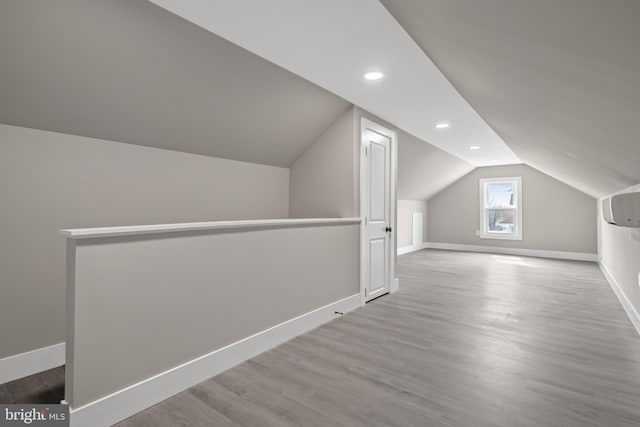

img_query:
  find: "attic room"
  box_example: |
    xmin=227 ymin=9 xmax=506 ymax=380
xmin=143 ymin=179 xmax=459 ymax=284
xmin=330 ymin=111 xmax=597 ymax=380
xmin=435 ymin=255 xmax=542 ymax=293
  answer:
xmin=1 ymin=1 xmax=639 ymax=426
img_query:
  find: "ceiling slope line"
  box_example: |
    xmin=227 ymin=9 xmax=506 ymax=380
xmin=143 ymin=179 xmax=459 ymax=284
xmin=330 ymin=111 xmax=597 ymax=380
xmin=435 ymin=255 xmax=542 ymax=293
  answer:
xmin=146 ymin=0 xmax=521 ymax=167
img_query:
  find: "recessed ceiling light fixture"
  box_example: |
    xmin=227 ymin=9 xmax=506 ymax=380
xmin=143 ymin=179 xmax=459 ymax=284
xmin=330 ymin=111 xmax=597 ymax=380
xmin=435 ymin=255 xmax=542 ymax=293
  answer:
xmin=469 ymin=145 xmax=481 ymax=150
xmin=363 ymin=71 xmax=384 ymax=81
xmin=435 ymin=123 xmax=450 ymax=129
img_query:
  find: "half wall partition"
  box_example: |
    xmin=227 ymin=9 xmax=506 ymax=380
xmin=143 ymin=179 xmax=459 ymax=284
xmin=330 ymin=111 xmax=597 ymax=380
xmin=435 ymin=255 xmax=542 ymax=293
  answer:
xmin=61 ymin=218 xmax=360 ymax=426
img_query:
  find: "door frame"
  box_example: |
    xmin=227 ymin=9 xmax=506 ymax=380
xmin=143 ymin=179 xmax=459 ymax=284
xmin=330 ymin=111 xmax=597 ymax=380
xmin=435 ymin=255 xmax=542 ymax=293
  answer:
xmin=359 ymin=117 xmax=397 ymax=306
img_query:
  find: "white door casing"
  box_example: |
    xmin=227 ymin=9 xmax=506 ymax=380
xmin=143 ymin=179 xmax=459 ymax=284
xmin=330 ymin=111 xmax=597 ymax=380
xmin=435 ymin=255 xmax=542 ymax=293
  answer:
xmin=360 ymin=118 xmax=396 ymax=303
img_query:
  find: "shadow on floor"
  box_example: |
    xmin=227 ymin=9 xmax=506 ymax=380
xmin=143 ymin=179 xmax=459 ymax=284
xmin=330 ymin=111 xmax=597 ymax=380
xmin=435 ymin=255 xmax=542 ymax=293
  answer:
xmin=0 ymin=366 xmax=65 ymax=404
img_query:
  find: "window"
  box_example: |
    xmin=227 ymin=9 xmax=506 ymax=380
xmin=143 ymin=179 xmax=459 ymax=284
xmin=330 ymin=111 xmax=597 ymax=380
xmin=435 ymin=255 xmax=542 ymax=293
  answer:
xmin=479 ymin=177 xmax=522 ymax=240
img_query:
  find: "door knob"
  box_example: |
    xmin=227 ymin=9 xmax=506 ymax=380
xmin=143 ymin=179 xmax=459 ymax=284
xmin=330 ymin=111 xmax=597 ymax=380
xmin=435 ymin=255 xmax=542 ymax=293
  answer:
xmin=385 ymin=226 xmax=392 ymax=232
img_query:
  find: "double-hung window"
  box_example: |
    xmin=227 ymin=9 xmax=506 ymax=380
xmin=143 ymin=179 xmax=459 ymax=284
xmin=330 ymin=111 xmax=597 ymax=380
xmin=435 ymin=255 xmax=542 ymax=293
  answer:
xmin=479 ymin=177 xmax=522 ymax=240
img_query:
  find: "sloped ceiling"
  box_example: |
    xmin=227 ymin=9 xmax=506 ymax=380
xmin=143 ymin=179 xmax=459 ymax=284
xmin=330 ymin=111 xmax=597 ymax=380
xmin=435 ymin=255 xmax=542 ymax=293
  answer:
xmin=398 ymin=131 xmax=474 ymax=200
xmin=3 ymin=1 xmax=635 ymax=200
xmin=146 ymin=0 xmax=520 ymax=167
xmin=381 ymin=0 xmax=640 ymax=198
xmin=0 ymin=0 xmax=349 ymax=167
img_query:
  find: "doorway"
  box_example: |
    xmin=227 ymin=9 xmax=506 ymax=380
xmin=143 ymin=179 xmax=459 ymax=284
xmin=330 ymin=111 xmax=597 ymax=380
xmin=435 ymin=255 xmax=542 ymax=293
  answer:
xmin=360 ymin=118 xmax=396 ymax=303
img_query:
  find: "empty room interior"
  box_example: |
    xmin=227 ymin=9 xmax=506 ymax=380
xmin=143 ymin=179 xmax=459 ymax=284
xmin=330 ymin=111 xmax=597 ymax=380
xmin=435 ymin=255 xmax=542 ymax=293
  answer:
xmin=1 ymin=1 xmax=639 ymax=426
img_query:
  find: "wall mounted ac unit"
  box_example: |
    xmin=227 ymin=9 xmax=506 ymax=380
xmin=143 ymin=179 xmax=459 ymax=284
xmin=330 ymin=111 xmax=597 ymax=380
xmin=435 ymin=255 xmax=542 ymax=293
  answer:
xmin=602 ymin=192 xmax=640 ymax=227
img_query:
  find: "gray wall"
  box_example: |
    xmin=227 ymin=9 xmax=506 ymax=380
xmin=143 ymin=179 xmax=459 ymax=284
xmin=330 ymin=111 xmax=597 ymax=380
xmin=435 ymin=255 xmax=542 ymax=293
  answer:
xmin=600 ymin=184 xmax=640 ymax=317
xmin=0 ymin=124 xmax=289 ymax=359
xmin=397 ymin=200 xmax=427 ymax=248
xmin=288 ymin=105 xmax=398 ymax=223
xmin=398 ymin=130 xmax=475 ymax=201
xmin=67 ymin=222 xmax=359 ymax=407
xmin=427 ymin=164 xmax=597 ymax=254
xmin=289 ymin=106 xmax=357 ymax=217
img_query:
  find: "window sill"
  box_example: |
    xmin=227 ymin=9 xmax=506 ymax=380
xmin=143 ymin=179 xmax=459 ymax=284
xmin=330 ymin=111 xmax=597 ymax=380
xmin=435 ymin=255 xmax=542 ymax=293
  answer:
xmin=479 ymin=234 xmax=522 ymax=241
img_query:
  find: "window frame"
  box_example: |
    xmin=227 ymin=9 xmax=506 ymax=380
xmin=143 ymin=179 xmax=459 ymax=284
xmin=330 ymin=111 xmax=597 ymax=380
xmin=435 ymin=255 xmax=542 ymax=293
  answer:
xmin=479 ymin=176 xmax=522 ymax=240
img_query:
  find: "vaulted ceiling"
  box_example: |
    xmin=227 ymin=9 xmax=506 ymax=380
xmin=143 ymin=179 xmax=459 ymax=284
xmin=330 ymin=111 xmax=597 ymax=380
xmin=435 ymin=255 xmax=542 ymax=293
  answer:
xmin=381 ymin=0 xmax=640 ymax=197
xmin=398 ymin=130 xmax=474 ymax=200
xmin=0 ymin=0 xmax=349 ymax=167
xmin=1 ymin=1 xmax=638 ymax=199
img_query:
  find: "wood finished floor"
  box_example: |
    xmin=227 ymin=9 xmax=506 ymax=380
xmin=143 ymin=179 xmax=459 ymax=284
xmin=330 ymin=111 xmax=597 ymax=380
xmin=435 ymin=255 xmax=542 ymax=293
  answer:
xmin=3 ymin=249 xmax=640 ymax=426
xmin=0 ymin=366 xmax=64 ymax=404
xmin=115 ymin=250 xmax=640 ymax=427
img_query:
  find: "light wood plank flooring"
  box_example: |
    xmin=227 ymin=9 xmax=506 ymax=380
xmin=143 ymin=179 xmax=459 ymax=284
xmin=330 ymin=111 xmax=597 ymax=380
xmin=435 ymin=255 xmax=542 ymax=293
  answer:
xmin=115 ymin=250 xmax=640 ymax=427
xmin=4 ymin=249 xmax=640 ymax=426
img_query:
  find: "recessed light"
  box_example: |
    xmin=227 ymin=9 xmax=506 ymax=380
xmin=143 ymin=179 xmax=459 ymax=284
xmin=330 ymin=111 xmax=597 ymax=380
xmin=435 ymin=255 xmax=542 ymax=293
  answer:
xmin=364 ymin=71 xmax=384 ymax=81
xmin=491 ymin=159 xmax=499 ymax=163
xmin=435 ymin=123 xmax=450 ymax=129
xmin=469 ymin=146 xmax=481 ymax=150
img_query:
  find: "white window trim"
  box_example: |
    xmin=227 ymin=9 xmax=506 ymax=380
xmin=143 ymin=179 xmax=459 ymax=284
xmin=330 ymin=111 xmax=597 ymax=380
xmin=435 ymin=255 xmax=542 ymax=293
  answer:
xmin=479 ymin=176 xmax=522 ymax=240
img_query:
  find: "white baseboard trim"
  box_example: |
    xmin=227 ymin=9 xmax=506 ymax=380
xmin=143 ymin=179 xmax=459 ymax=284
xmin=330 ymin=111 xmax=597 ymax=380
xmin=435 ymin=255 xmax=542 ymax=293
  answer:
xmin=0 ymin=343 xmax=65 ymax=385
xmin=69 ymin=293 xmax=361 ymax=427
xmin=426 ymin=242 xmax=599 ymax=262
xmin=397 ymin=242 xmax=429 ymax=256
xmin=599 ymin=263 xmax=640 ymax=337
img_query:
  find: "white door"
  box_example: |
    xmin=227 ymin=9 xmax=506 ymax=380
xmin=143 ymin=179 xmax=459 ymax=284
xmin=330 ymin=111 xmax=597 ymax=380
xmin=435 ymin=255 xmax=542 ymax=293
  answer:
xmin=361 ymin=119 xmax=395 ymax=303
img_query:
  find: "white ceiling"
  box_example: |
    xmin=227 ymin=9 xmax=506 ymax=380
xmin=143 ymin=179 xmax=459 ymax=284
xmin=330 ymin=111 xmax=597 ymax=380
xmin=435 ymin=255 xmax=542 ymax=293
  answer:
xmin=147 ymin=0 xmax=521 ymax=167
xmin=380 ymin=0 xmax=640 ymax=198
xmin=398 ymin=131 xmax=475 ymax=200
xmin=2 ymin=0 xmax=637 ymax=199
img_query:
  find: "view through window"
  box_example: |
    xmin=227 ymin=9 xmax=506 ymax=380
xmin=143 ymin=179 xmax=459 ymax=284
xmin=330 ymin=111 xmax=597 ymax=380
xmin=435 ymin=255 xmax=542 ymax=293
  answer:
xmin=479 ymin=177 xmax=522 ymax=240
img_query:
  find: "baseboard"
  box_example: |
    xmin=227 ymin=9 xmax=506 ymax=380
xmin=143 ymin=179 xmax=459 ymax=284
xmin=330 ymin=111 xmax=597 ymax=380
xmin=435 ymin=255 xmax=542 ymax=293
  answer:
xmin=0 ymin=343 xmax=65 ymax=385
xmin=397 ymin=242 xmax=428 ymax=256
xmin=599 ymin=263 xmax=640 ymax=337
xmin=69 ymin=293 xmax=361 ymax=427
xmin=426 ymin=242 xmax=599 ymax=262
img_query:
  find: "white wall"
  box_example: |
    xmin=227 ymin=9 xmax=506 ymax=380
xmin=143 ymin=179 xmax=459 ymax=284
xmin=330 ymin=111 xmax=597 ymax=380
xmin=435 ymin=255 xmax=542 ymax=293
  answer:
xmin=289 ymin=106 xmax=357 ymax=217
xmin=599 ymin=184 xmax=640 ymax=319
xmin=0 ymin=124 xmax=290 ymax=360
xmin=397 ymin=200 xmax=427 ymax=249
xmin=427 ymin=164 xmax=597 ymax=255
